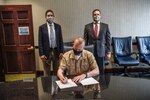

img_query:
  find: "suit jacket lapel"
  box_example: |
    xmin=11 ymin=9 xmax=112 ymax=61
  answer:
xmin=54 ymin=23 xmax=58 ymax=40
xmin=98 ymin=23 xmax=103 ymax=38
xmin=44 ymin=23 xmax=49 ymax=39
xmin=90 ymin=23 xmax=97 ymax=39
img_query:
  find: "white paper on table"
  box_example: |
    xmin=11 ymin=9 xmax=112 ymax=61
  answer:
xmin=80 ymin=77 xmax=99 ymax=86
xmin=56 ymin=79 xmax=77 ymax=89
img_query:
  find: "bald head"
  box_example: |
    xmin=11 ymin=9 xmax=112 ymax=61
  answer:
xmin=73 ymin=37 xmax=85 ymax=54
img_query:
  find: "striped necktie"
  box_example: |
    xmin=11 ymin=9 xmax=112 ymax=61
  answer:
xmin=94 ymin=23 xmax=98 ymax=38
xmin=49 ymin=24 xmax=55 ymax=48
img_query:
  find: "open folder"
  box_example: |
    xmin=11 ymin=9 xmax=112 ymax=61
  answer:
xmin=56 ymin=77 xmax=99 ymax=89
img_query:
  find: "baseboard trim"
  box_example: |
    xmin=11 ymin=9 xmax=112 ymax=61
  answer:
xmin=5 ymin=74 xmax=36 ymax=81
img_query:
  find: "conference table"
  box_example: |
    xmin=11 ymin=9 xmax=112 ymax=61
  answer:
xmin=0 ymin=75 xmax=150 ymax=100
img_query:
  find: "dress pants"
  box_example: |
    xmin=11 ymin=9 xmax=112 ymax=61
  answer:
xmin=95 ymin=56 xmax=108 ymax=88
xmin=95 ymin=57 xmax=105 ymax=75
xmin=43 ymin=48 xmax=59 ymax=76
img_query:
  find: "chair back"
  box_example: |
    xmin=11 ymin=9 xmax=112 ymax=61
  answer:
xmin=63 ymin=42 xmax=73 ymax=46
xmin=136 ymin=36 xmax=150 ymax=55
xmin=64 ymin=44 xmax=109 ymax=65
xmin=63 ymin=46 xmax=73 ymax=53
xmin=84 ymin=45 xmax=94 ymax=53
xmin=112 ymin=36 xmax=132 ymax=57
xmin=63 ymin=45 xmax=94 ymax=53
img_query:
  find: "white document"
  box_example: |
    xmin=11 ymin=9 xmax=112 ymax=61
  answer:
xmin=56 ymin=79 xmax=77 ymax=89
xmin=80 ymin=77 xmax=99 ymax=86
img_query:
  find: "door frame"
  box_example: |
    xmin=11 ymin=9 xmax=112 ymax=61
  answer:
xmin=0 ymin=5 xmax=36 ymax=77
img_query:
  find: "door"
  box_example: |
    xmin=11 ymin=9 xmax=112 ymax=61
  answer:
xmin=0 ymin=38 xmax=5 ymax=81
xmin=0 ymin=5 xmax=35 ymax=74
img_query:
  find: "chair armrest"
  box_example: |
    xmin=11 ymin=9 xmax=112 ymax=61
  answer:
xmin=131 ymin=52 xmax=139 ymax=60
xmin=140 ymin=53 xmax=147 ymax=59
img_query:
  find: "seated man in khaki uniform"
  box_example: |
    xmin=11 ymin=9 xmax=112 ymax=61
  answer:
xmin=57 ymin=37 xmax=101 ymax=99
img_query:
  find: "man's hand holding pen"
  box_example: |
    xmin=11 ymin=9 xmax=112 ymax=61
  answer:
xmin=60 ymin=76 xmax=68 ymax=84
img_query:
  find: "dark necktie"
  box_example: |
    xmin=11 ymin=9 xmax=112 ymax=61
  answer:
xmin=94 ymin=24 xmax=98 ymax=38
xmin=49 ymin=24 xmax=55 ymax=48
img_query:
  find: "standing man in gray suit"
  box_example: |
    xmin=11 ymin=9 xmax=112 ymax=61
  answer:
xmin=38 ymin=9 xmax=64 ymax=76
xmin=84 ymin=9 xmax=111 ymax=75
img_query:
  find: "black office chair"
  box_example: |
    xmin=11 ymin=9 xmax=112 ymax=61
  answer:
xmin=64 ymin=45 xmax=94 ymax=53
xmin=64 ymin=44 xmax=109 ymax=65
xmin=136 ymin=36 xmax=150 ymax=75
xmin=85 ymin=45 xmax=109 ymax=65
xmin=63 ymin=42 xmax=73 ymax=46
xmin=84 ymin=45 xmax=94 ymax=53
xmin=112 ymin=36 xmax=139 ymax=76
xmin=63 ymin=45 xmax=73 ymax=53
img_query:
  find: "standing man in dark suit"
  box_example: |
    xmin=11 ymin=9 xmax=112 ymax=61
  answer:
xmin=38 ymin=9 xmax=64 ymax=76
xmin=84 ymin=9 xmax=111 ymax=75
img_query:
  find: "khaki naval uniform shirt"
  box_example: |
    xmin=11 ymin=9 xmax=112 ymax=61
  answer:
xmin=59 ymin=50 xmax=98 ymax=75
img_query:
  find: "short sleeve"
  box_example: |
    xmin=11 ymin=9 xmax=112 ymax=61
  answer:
xmin=59 ymin=56 xmax=67 ymax=70
xmin=88 ymin=53 xmax=98 ymax=70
